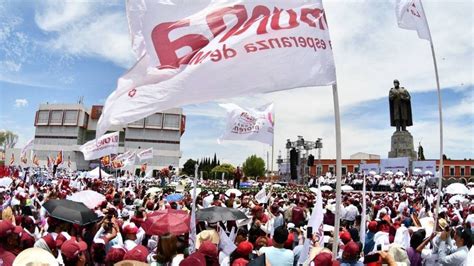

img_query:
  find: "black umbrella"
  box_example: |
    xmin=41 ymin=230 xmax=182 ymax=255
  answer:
xmin=43 ymin=199 xmax=100 ymax=226
xmin=196 ymin=206 xmax=247 ymax=223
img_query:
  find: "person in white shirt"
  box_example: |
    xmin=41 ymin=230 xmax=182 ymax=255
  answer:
xmin=343 ymin=199 xmax=359 ymax=225
xmin=437 ymin=227 xmax=472 ymax=266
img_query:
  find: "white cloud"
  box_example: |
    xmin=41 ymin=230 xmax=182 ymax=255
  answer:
xmin=14 ymin=99 xmax=28 ymax=108
xmin=34 ymin=1 xmax=134 ymax=67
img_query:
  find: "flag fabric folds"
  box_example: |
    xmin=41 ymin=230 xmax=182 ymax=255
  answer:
xmin=96 ymin=0 xmax=336 ymax=137
xmin=218 ymin=103 xmax=274 ymax=145
xmin=20 ymin=138 xmax=34 ymax=156
xmin=9 ymin=153 xmax=15 ymax=166
xmin=396 ymin=0 xmax=431 ymax=41
xmin=55 ymin=150 xmax=63 ymax=166
xmin=137 ymin=148 xmax=153 ymax=162
xmin=79 ymin=132 xmax=119 ymax=160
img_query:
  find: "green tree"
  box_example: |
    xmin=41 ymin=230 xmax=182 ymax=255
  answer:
xmin=0 ymin=130 xmax=18 ymax=151
xmin=182 ymin=159 xmax=197 ymax=176
xmin=242 ymin=155 xmax=265 ymax=178
xmin=211 ymin=163 xmax=235 ymax=180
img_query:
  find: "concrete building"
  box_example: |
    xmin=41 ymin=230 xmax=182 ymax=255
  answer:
xmin=6 ymin=103 xmax=185 ymax=175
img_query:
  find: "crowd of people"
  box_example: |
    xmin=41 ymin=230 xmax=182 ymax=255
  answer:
xmin=0 ymin=165 xmax=472 ymax=266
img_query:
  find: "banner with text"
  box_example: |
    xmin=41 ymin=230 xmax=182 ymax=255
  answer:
xmin=412 ymin=160 xmax=436 ymax=174
xmin=79 ymin=132 xmax=119 ymax=160
xmin=219 ymin=103 xmax=274 ymax=145
xmin=359 ymin=163 xmax=380 ymax=174
xmin=137 ymin=148 xmax=154 ymax=161
xmin=96 ymin=0 xmax=336 ymax=137
xmin=380 ymin=157 xmax=409 ymax=173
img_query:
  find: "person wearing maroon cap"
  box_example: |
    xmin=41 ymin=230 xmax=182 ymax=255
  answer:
xmin=227 ymin=241 xmax=253 ymax=265
xmin=339 ymin=240 xmax=363 ymax=266
xmin=61 ymin=237 xmax=87 ymax=266
xmin=197 ymin=240 xmax=219 ymax=266
xmin=0 ymin=220 xmax=22 ymax=265
xmin=123 ymin=244 xmax=149 ymax=262
xmin=363 ymin=221 xmax=378 ymax=255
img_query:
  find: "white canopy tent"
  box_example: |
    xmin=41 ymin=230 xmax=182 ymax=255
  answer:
xmin=86 ymin=167 xmax=112 ymax=179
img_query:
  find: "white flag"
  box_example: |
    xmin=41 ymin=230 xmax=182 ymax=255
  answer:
xmin=137 ymin=148 xmax=153 ymax=161
xmin=79 ymin=132 xmax=119 ymax=160
xmin=122 ymin=152 xmax=137 ymax=170
xmin=396 ymin=0 xmax=431 ymax=41
xmin=218 ymin=225 xmax=237 ymax=256
xmin=219 ymin=103 xmax=274 ymax=145
xmin=307 ymin=187 xmax=324 ymax=246
xmin=115 ymin=150 xmax=132 ymax=161
xmin=96 ymin=0 xmax=336 ymax=137
xmin=255 ymin=184 xmax=268 ymax=204
xmin=21 ymin=138 xmax=34 ymax=156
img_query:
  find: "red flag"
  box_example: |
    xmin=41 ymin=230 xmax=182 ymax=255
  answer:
xmin=141 ymin=163 xmax=147 ymax=173
xmin=101 ymin=155 xmax=111 ymax=167
xmin=9 ymin=153 xmax=15 ymax=166
xmin=55 ymin=150 xmax=63 ymax=165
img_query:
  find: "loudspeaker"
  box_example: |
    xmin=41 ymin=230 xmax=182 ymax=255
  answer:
xmin=290 ymin=148 xmax=298 ymax=180
xmin=307 ymin=154 xmax=314 ymax=166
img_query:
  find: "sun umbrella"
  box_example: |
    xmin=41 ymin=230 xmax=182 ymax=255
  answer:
xmin=320 ymin=185 xmax=333 ymax=192
xmin=446 ymin=183 xmax=469 ymax=195
xmin=413 ymin=168 xmax=422 ymax=173
xmin=424 ymin=171 xmax=433 ymax=176
xmin=42 ymin=199 xmax=100 ymax=226
xmin=468 ymin=189 xmax=474 ymax=196
xmin=309 ymin=187 xmax=319 ymax=194
xmin=385 ymin=171 xmax=393 ymax=175
xmin=395 ymin=171 xmax=404 ymax=176
xmin=374 ymin=174 xmax=382 ymax=179
xmin=272 ymin=184 xmax=282 ymax=189
xmin=67 ymin=190 xmax=106 ymax=209
xmin=146 ymin=187 xmax=162 ymax=196
xmin=449 ymin=195 xmax=468 ymax=204
xmin=0 ymin=177 xmax=13 ymax=188
xmin=142 ymin=209 xmax=190 ymax=236
xmin=196 ymin=206 xmax=247 ymax=223
xmin=467 ymin=182 xmax=474 ymax=187
xmin=225 ymin=188 xmax=242 ymax=197
xmin=166 ymin=193 xmax=184 ymax=202
xmin=405 ymin=187 xmax=415 ymax=194
xmin=13 ymin=248 xmax=59 ymax=266
xmin=341 ymin=185 xmax=354 ymax=192
xmin=369 ymin=170 xmax=377 ymax=176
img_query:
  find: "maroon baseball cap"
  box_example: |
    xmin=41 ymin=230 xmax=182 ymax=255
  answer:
xmin=123 ymin=244 xmax=148 ymax=262
xmin=123 ymin=223 xmax=139 ymax=235
xmin=339 ymin=231 xmax=352 ymax=244
xmin=342 ymin=241 xmax=360 ymax=257
xmin=61 ymin=237 xmax=88 ymax=260
xmin=198 ymin=240 xmax=218 ymax=258
xmin=105 ymin=247 xmax=126 ymax=263
xmin=313 ymin=252 xmax=333 ymax=266
xmin=0 ymin=220 xmax=22 ymax=237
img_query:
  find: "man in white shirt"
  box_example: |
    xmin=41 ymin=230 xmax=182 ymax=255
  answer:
xmin=437 ymin=227 xmax=471 ymax=266
xmin=343 ymin=199 xmax=359 ymax=225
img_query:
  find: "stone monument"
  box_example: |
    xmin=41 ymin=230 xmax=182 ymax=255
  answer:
xmin=388 ymin=79 xmax=417 ymax=160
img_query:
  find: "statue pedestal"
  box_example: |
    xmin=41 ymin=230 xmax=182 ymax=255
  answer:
xmin=388 ymin=130 xmax=417 ymax=160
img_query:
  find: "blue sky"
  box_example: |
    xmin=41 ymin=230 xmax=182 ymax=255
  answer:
xmin=0 ymin=0 xmax=472 ymax=167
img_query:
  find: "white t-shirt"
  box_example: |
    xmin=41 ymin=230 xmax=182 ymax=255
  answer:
xmin=259 ymin=246 xmax=294 ymax=266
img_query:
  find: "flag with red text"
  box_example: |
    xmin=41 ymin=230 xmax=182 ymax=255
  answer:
xmin=97 ymin=0 xmax=336 ymax=137
xmin=396 ymin=0 xmax=431 ymax=41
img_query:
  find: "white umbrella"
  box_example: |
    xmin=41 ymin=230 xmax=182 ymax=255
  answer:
xmin=446 ymin=183 xmax=469 ymax=195
xmin=374 ymin=174 xmax=382 ymax=179
xmin=413 ymin=168 xmax=422 ymax=173
xmin=449 ymin=195 xmax=468 ymax=204
xmin=272 ymin=184 xmax=283 ymax=188
xmin=467 ymin=182 xmax=474 ymax=187
xmin=468 ymin=189 xmax=474 ymax=196
xmin=0 ymin=177 xmax=13 ymax=188
xmin=395 ymin=171 xmax=404 ymax=176
xmin=405 ymin=187 xmax=415 ymax=194
xmin=146 ymin=187 xmax=162 ymax=196
xmin=320 ymin=185 xmax=333 ymax=192
xmin=67 ymin=190 xmax=106 ymax=209
xmin=424 ymin=171 xmax=433 ymax=176
xmin=225 ymin=188 xmax=242 ymax=197
xmin=341 ymin=185 xmax=354 ymax=192
xmin=309 ymin=187 xmax=319 ymax=194
xmin=369 ymin=170 xmax=377 ymax=176
xmin=385 ymin=171 xmax=393 ymax=175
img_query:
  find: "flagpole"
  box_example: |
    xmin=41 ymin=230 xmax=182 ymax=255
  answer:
xmin=271 ymin=113 xmax=275 ymax=173
xmin=331 ymin=83 xmax=343 ymax=258
xmin=419 ymin=0 xmax=444 ymax=229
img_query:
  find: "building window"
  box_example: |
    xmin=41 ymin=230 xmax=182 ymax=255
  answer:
xmin=145 ymin=113 xmax=163 ymax=129
xmin=163 ymin=114 xmax=180 ymax=129
xmin=49 ymin=110 xmax=63 ymax=125
xmin=354 ymin=166 xmax=359 ymax=173
xmin=471 ymin=167 xmax=474 ymax=176
xmin=36 ymin=110 xmax=49 ymax=125
xmin=128 ymin=118 xmax=145 ymax=128
xmin=329 ymin=166 xmax=334 ymax=174
xmin=63 ymin=110 xmax=79 ymax=125
xmin=449 ymin=167 xmax=455 ymax=176
xmin=460 ymin=167 xmax=465 ymax=176
xmin=342 ymin=166 xmax=347 ymax=175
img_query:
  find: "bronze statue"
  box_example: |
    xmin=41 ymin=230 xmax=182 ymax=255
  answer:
xmin=389 ymin=79 xmax=413 ymax=131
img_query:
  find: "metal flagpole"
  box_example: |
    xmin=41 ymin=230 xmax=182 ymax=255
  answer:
xmin=419 ymin=0 xmax=444 ymax=229
xmin=331 ymin=83 xmax=343 ymax=258
xmin=271 ymin=112 xmax=275 ymax=173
